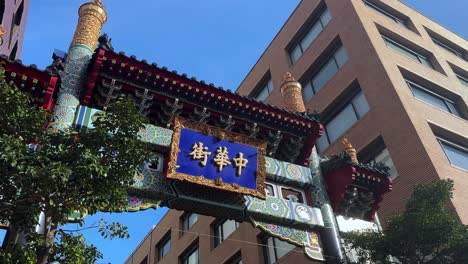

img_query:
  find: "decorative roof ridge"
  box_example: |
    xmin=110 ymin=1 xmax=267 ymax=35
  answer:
xmin=0 ymin=55 xmax=58 ymax=77
xmin=98 ymin=48 xmax=321 ymax=124
xmin=320 ymin=152 xmax=391 ymax=177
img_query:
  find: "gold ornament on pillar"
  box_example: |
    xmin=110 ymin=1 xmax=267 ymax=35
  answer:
xmin=342 ymin=138 xmax=358 ymax=163
xmin=0 ymin=25 xmax=6 ymax=46
xmin=70 ymin=0 xmax=107 ymax=49
xmin=280 ymin=72 xmax=306 ymax=113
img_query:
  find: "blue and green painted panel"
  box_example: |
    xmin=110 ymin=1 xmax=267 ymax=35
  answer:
xmin=265 ymin=157 xmax=313 ymax=188
xmin=245 ymin=196 xmax=324 ymax=228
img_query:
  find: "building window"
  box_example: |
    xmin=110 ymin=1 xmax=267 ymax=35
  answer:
xmin=370 ymin=148 xmax=398 ymax=179
xmin=317 ymin=91 xmax=369 ymax=152
xmin=181 ymin=244 xmax=199 ymax=264
xmin=157 ymin=233 xmax=171 ymax=261
xmin=455 ymin=73 xmax=468 ymax=87
xmin=289 ymin=8 xmax=331 ymax=64
xmin=437 ymin=137 xmax=468 ymax=170
xmin=406 ymin=80 xmax=462 ymax=118
xmin=139 ymin=256 xmax=148 ymax=264
xmin=253 ymin=78 xmax=273 ymax=101
xmin=430 ymin=35 xmax=465 ymax=60
xmin=302 ymin=45 xmax=349 ymax=102
xmin=262 ymin=236 xmax=295 ymax=263
xmin=0 ymin=1 xmax=5 ymax=24
xmin=182 ymin=213 xmax=198 ymax=232
xmin=214 ymin=220 xmax=239 ymax=247
xmin=363 ymin=0 xmax=408 ymax=28
xmin=225 ymin=252 xmax=243 ymax=264
xmin=382 ymin=36 xmax=433 ymax=68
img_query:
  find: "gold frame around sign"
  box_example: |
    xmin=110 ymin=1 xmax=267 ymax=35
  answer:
xmin=167 ymin=116 xmax=267 ymax=199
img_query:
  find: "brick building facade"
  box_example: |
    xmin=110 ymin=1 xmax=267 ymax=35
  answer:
xmin=0 ymin=0 xmax=29 ymax=60
xmin=127 ymin=0 xmax=467 ymax=263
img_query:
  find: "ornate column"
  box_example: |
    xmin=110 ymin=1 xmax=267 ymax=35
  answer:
xmin=50 ymin=0 xmax=107 ymax=130
xmin=310 ymin=149 xmax=346 ymax=263
xmin=280 ymin=72 xmax=346 ymax=263
xmin=280 ymin=72 xmax=306 ymax=113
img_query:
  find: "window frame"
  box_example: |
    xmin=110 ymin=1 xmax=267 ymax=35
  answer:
xmin=251 ymin=76 xmax=273 ymax=102
xmin=182 ymin=213 xmax=199 ymax=233
xmin=318 ymin=90 xmax=369 ymax=152
xmin=139 ymin=255 xmax=148 ymax=264
xmin=437 ymin=137 xmax=468 ymax=170
xmin=301 ymin=45 xmax=349 ymax=102
xmin=225 ymin=252 xmax=243 ymax=264
xmin=382 ymin=35 xmax=433 ymax=68
xmin=405 ymin=79 xmax=462 ymax=118
xmin=363 ymin=146 xmax=398 ymax=180
xmin=157 ymin=232 xmax=171 ymax=261
xmin=432 ymin=37 xmax=464 ymax=58
xmin=363 ymin=0 xmax=408 ymax=28
xmin=214 ymin=219 xmax=240 ymax=247
xmin=262 ymin=235 xmax=295 ymax=264
xmin=455 ymin=73 xmax=468 ymax=87
xmin=289 ymin=8 xmax=332 ymax=64
xmin=180 ymin=243 xmax=199 ymax=264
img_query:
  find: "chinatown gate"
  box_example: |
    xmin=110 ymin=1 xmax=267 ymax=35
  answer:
xmin=0 ymin=1 xmax=392 ymax=263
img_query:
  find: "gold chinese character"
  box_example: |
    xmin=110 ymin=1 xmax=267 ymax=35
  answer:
xmin=233 ymin=152 xmax=248 ymax=176
xmin=188 ymin=142 xmax=211 ymax=167
xmin=213 ymin=146 xmax=231 ymax=172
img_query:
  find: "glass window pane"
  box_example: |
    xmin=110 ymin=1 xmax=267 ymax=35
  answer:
xmin=320 ymin=9 xmax=332 ymax=26
xmin=300 ymin=22 xmax=322 ymax=51
xmin=446 ymin=101 xmax=461 ymax=117
xmin=290 ymin=45 xmax=302 ymax=64
xmin=365 ymin=1 xmax=408 ymax=29
xmin=396 ymin=19 xmax=408 ymax=28
xmin=384 ymin=38 xmax=420 ymax=61
xmin=334 ymin=46 xmax=349 ymax=68
xmin=185 ymin=247 xmax=199 ymax=264
xmin=352 ymin=92 xmax=370 ymax=117
xmin=418 ymin=56 xmax=433 ymax=68
xmin=222 ymin=220 xmax=237 ymax=240
xmin=316 ymin=131 xmax=330 ymax=153
xmin=326 ymin=105 xmax=358 ymax=143
xmin=374 ymin=148 xmax=398 ymax=179
xmin=410 ymin=85 xmax=450 ymax=112
xmin=266 ymin=79 xmax=274 ymax=93
xmin=312 ymin=59 xmax=339 ymax=93
xmin=256 ymin=86 xmax=269 ymax=101
xmin=187 ymin=214 xmax=198 ymax=229
xmin=302 ymin=82 xmax=314 ymax=102
xmin=456 ymin=74 xmax=468 ymax=87
xmin=274 ymin=238 xmax=295 ymax=260
xmin=162 ymin=239 xmax=170 ymax=257
xmin=440 ymin=141 xmax=468 ymax=170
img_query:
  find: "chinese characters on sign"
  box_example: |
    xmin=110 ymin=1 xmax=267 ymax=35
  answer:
xmin=189 ymin=143 xmax=248 ymax=175
xmin=188 ymin=142 xmax=211 ymax=167
xmin=167 ymin=117 xmax=267 ymax=199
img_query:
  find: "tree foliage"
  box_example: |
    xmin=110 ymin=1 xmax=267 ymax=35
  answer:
xmin=0 ymin=71 xmax=151 ymax=262
xmin=344 ymin=179 xmax=468 ymax=264
xmin=0 ymin=230 xmax=103 ymax=264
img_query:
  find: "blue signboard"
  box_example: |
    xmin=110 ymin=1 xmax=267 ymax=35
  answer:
xmin=167 ymin=117 xmax=267 ymax=199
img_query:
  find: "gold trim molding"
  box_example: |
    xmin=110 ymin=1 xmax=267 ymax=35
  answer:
xmin=167 ymin=117 xmax=267 ymax=199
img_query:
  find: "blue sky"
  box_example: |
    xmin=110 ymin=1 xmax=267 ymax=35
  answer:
xmin=16 ymin=0 xmax=468 ymax=263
